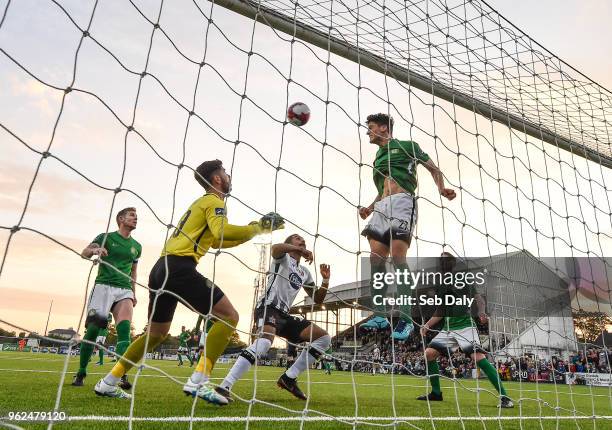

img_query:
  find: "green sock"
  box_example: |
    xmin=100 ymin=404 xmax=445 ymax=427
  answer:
xmin=78 ymin=324 xmax=99 ymax=376
xmin=477 ymin=358 xmax=507 ymax=396
xmin=115 ymin=320 xmax=131 ymax=359
xmin=178 ymin=354 xmax=183 ymax=364
xmin=370 ymin=260 xmax=388 ymax=317
xmin=98 ymin=348 xmax=104 ymax=364
xmin=394 ymin=262 xmax=413 ymax=323
xmin=427 ymin=360 xmax=441 ymax=395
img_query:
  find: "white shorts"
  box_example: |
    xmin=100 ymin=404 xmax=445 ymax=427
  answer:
xmin=95 ymin=336 xmax=107 ymax=345
xmin=87 ymin=284 xmax=133 ymax=323
xmin=177 ymin=346 xmax=190 ymax=354
xmin=429 ymin=326 xmax=482 ymax=355
xmin=362 ymin=193 xmax=417 ymax=244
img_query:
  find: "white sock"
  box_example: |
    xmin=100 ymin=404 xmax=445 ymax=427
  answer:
xmin=189 ymin=371 xmax=205 ymax=385
xmin=103 ymin=373 xmax=120 ymax=386
xmin=286 ymin=335 xmax=331 ymax=379
xmin=221 ymin=338 xmax=271 ymax=390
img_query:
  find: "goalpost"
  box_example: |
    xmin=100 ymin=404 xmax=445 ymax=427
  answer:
xmin=0 ymin=0 xmax=610 ymax=428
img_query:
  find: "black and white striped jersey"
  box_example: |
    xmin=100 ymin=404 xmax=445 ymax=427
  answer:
xmin=257 ymin=253 xmax=314 ymax=313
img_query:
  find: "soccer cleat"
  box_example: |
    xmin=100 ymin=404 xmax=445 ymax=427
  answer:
xmin=94 ymin=378 xmax=132 ymax=399
xmin=359 ymin=316 xmax=390 ymax=333
xmin=119 ymin=375 xmax=132 ymax=390
xmin=214 ymin=386 xmax=234 ymax=403
xmin=71 ymin=373 xmax=85 ymax=387
xmin=277 ymin=373 xmax=307 ymax=400
xmin=195 ymin=383 xmax=229 ymax=406
xmin=182 ymin=377 xmax=199 ymax=397
xmin=391 ymin=319 xmax=414 ymax=341
xmin=417 ymin=392 xmax=443 ymax=401
xmin=498 ymin=396 xmax=514 ymax=408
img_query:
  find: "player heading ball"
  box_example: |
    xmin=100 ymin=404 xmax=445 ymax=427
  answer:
xmin=359 ymin=113 xmax=456 ymax=340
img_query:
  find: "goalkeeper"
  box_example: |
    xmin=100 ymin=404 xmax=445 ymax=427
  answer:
xmin=418 ymin=253 xmax=513 ymax=408
xmin=95 ymin=159 xmax=284 ymax=405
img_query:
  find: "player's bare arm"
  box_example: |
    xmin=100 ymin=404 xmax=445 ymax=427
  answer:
xmin=420 ymin=301 xmax=446 ymax=337
xmin=422 ymin=159 xmax=456 ymax=200
xmin=81 ymin=242 xmax=108 ymax=258
xmin=358 ymin=195 xmax=381 ymax=220
xmin=271 ymin=243 xmax=313 ymax=264
xmin=420 ymin=315 xmax=443 ymax=337
xmin=475 ymin=293 xmax=487 ymax=324
xmin=304 ymin=264 xmax=331 ymax=304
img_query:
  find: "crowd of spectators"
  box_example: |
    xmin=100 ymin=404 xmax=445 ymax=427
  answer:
xmin=333 ymin=331 xmax=611 ymax=382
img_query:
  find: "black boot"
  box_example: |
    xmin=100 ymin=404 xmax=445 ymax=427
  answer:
xmin=277 ymin=373 xmax=307 ymax=400
xmin=416 ymin=391 xmax=443 ymax=401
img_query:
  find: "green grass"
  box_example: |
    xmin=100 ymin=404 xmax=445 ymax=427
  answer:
xmin=0 ymin=351 xmax=609 ymax=429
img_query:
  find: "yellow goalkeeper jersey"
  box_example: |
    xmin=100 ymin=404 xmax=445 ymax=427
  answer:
xmin=162 ymin=194 xmax=259 ymax=263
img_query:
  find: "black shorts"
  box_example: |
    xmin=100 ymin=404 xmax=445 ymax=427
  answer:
xmin=254 ymin=305 xmax=310 ymax=344
xmin=148 ymin=256 xmax=225 ymax=323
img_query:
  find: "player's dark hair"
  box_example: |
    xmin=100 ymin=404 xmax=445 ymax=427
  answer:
xmin=195 ymin=159 xmax=223 ymax=189
xmin=284 ymin=234 xmax=301 ymax=244
xmin=116 ymin=207 xmax=136 ymax=225
xmin=366 ymin=113 xmax=394 ymax=134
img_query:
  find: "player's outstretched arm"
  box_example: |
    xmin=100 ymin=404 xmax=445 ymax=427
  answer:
xmin=207 ymin=206 xmax=284 ymax=246
xmin=211 ymin=238 xmax=245 ymax=249
xmin=422 ymin=159 xmax=456 ymax=201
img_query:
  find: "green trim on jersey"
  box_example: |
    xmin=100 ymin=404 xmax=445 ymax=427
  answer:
xmin=178 ymin=331 xmax=190 ymax=347
xmin=93 ymin=231 xmax=142 ymax=290
xmin=373 ymin=139 xmax=430 ymax=196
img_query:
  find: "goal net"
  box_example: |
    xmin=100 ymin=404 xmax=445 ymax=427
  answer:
xmin=0 ymin=0 xmax=610 ymax=428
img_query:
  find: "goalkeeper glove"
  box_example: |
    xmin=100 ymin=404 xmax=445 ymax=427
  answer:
xmin=251 ymin=212 xmax=285 ymax=233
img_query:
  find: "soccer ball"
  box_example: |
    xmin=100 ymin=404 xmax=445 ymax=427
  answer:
xmin=287 ymin=102 xmax=310 ymax=126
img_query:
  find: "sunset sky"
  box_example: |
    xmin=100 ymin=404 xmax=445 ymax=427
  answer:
xmin=0 ymin=0 xmax=610 ymax=342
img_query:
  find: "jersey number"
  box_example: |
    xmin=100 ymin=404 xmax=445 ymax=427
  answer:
xmin=173 ymin=210 xmax=192 ymax=238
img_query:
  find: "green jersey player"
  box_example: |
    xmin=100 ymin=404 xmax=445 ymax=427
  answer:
xmin=72 ymin=207 xmax=141 ymax=389
xmin=418 ymin=253 xmax=513 ymax=408
xmin=359 ymin=113 xmax=456 ymax=340
xmin=177 ymin=326 xmax=193 ymax=366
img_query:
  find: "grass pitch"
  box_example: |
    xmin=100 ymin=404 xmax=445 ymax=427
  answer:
xmin=0 ymin=351 xmax=610 ymax=429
